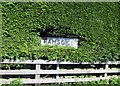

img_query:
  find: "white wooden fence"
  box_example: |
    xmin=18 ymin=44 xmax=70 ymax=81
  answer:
xmin=0 ymin=59 xmax=120 ymax=84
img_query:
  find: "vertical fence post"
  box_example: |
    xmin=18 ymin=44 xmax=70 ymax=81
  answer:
xmin=0 ymin=3 xmax=2 ymax=81
xmin=56 ymin=63 xmax=60 ymax=79
xmin=0 ymin=63 xmax=1 ymax=80
xmin=35 ymin=64 xmax=41 ymax=86
xmin=104 ymin=63 xmax=109 ymax=77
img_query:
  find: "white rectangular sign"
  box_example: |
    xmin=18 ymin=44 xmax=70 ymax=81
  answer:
xmin=41 ymin=37 xmax=78 ymax=48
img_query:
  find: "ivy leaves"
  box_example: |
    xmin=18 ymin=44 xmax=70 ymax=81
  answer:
xmin=2 ymin=2 xmax=119 ymax=62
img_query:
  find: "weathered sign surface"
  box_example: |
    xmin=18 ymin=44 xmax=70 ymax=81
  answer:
xmin=41 ymin=37 xmax=78 ymax=48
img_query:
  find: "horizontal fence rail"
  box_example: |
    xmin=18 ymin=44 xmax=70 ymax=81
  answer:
xmin=0 ymin=76 xmax=115 ymax=84
xmin=0 ymin=59 xmax=120 ymax=85
xmin=0 ymin=69 xmax=119 ymax=75
xmin=1 ymin=59 xmax=120 ymax=64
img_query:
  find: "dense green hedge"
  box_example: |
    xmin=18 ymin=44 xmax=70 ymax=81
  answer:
xmin=2 ymin=2 xmax=120 ymax=62
xmin=1 ymin=78 xmax=120 ymax=86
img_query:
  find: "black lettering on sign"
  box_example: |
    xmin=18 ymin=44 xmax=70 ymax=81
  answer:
xmin=66 ymin=40 xmax=70 ymax=46
xmin=41 ymin=37 xmax=78 ymax=48
xmin=44 ymin=40 xmax=47 ymax=44
xmin=48 ymin=39 xmax=51 ymax=44
xmin=61 ymin=40 xmax=66 ymax=45
xmin=52 ymin=39 xmax=56 ymax=45
xmin=57 ymin=40 xmax=60 ymax=45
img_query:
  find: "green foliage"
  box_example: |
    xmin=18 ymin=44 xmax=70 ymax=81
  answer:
xmin=9 ymin=79 xmax=22 ymax=86
xmin=40 ymin=78 xmax=120 ymax=86
xmin=1 ymin=78 xmax=120 ymax=86
xmin=1 ymin=79 xmax=23 ymax=86
xmin=2 ymin=2 xmax=119 ymax=62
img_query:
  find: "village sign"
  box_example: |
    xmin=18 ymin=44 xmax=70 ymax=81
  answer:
xmin=41 ymin=37 xmax=78 ymax=48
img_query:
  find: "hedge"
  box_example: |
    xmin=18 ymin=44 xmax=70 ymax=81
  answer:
xmin=2 ymin=2 xmax=120 ymax=62
xmin=1 ymin=77 xmax=120 ymax=86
